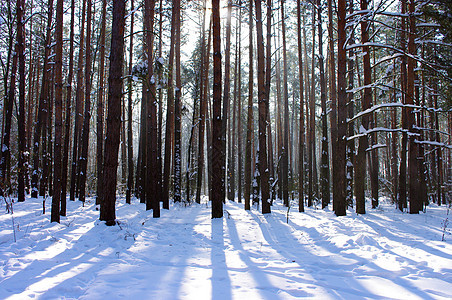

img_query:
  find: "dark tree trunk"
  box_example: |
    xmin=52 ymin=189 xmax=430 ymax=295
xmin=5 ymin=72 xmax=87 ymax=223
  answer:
xmin=31 ymin=0 xmax=54 ymax=199
xmin=162 ymin=0 xmax=177 ymax=209
xmin=16 ymin=0 xmax=26 ymax=202
xmin=255 ymin=0 xmax=270 ymax=214
xmin=244 ymin=0 xmax=254 ymax=211
xmin=51 ymin=0 xmax=63 ymax=222
xmin=223 ymin=0 xmax=232 ymax=203
xmin=173 ymin=0 xmax=182 ymax=205
xmin=96 ymin=0 xmax=107 ymax=205
xmin=100 ymin=0 xmax=126 ymax=226
xmin=318 ymin=0 xmax=330 ymax=209
xmin=212 ymin=0 xmax=224 ymax=217
xmin=70 ymin=0 xmax=86 ymax=201
xmin=296 ymin=0 xmax=305 ymax=212
xmin=78 ymin=0 xmax=93 ymax=203
xmin=126 ymin=0 xmax=135 ymax=204
xmin=335 ymin=0 xmax=348 ymax=216
xmin=281 ymin=0 xmax=290 ymax=208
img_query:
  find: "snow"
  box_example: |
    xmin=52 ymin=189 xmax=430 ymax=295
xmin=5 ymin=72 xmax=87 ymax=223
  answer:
xmin=1 ymin=196 xmax=451 ymax=299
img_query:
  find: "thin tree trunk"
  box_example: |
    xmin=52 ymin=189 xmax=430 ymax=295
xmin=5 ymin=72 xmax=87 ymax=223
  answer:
xmin=173 ymin=0 xmax=182 ymax=205
xmin=244 ymin=0 xmax=254 ymax=211
xmin=126 ymin=0 xmax=135 ymax=204
xmin=96 ymin=0 xmax=107 ymax=205
xmin=78 ymin=0 xmax=93 ymax=203
xmin=296 ymin=0 xmax=305 ymax=212
xmin=237 ymin=1 xmax=243 ymax=203
xmin=162 ymin=0 xmax=177 ymax=209
xmin=51 ymin=0 xmax=63 ymax=222
xmin=223 ymin=0 xmax=232 ymax=204
xmin=335 ymin=0 xmax=347 ymax=216
xmin=212 ymin=0 xmax=223 ymax=218
xmin=70 ymin=0 xmax=86 ymax=201
xmin=255 ymin=0 xmax=270 ymax=214
xmin=61 ymin=0 xmax=76 ymax=215
xmin=281 ymin=0 xmax=289 ymax=208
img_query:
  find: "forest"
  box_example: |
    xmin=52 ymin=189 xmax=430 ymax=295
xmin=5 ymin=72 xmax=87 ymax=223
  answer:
xmin=1 ymin=0 xmax=452 ymax=298
xmin=0 ymin=0 xmax=450 ymax=221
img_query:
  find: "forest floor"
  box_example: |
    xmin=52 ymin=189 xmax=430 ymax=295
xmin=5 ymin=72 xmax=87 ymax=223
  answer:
xmin=0 ymin=195 xmax=451 ymax=299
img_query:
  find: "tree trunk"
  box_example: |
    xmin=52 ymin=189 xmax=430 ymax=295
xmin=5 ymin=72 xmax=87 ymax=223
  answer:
xmin=296 ymin=0 xmax=305 ymax=212
xmin=244 ymin=0 xmax=254 ymax=211
xmin=78 ymin=0 xmax=93 ymax=203
xmin=96 ymin=0 xmax=107 ymax=205
xmin=255 ymin=0 xmax=270 ymax=214
xmin=173 ymin=0 xmax=182 ymax=205
xmin=281 ymin=0 xmax=290 ymax=208
xmin=126 ymin=0 xmax=135 ymax=204
xmin=51 ymin=0 xmax=63 ymax=222
xmin=334 ymin=0 xmax=348 ymax=216
xmin=212 ymin=0 xmax=223 ymax=218
xmin=70 ymin=0 xmax=86 ymax=201
xmin=61 ymin=0 xmax=76 ymax=215
xmin=100 ymin=0 xmax=126 ymax=226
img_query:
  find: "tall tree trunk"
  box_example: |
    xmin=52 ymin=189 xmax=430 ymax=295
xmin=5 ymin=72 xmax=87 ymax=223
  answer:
xmin=196 ymin=10 xmax=211 ymax=204
xmin=318 ymin=0 xmax=330 ymax=209
xmin=17 ymin=0 xmax=26 ymax=202
xmin=237 ymin=2 xmax=243 ymax=203
xmin=346 ymin=0 xmax=355 ymax=208
xmin=296 ymin=0 xmax=305 ymax=212
xmin=398 ymin=0 xmax=408 ymax=211
xmin=52 ymin=0 xmax=63 ymax=222
xmin=355 ymin=0 xmax=372 ymax=215
xmin=255 ymin=0 xmax=270 ymax=214
xmin=244 ymin=0 xmax=254 ymax=211
xmin=407 ymin=0 xmax=421 ymax=213
xmin=308 ymin=6 xmax=316 ymax=207
xmin=281 ymin=0 xmax=290 ymax=208
xmin=223 ymin=0 xmax=232 ymax=203
xmin=31 ymin=0 xmax=54 ymax=198
xmin=96 ymin=0 xmax=107 ymax=205
xmin=162 ymin=0 xmax=177 ymax=209
xmin=144 ymin=0 xmax=160 ymax=217
xmin=61 ymin=0 xmax=76 ymax=215
xmin=173 ymin=0 xmax=182 ymax=205
xmin=211 ymin=0 xmax=224 ymax=218
xmin=265 ymin=0 xmax=274 ymax=202
xmin=100 ymin=0 xmax=126 ymax=226
xmin=335 ymin=0 xmax=348 ymax=216
xmin=78 ymin=0 xmax=93 ymax=203
xmin=126 ymin=0 xmax=135 ymax=204
xmin=70 ymin=0 xmax=86 ymax=201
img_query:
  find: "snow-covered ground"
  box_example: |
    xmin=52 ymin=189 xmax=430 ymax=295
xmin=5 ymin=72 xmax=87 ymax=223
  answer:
xmin=0 ymin=196 xmax=451 ymax=299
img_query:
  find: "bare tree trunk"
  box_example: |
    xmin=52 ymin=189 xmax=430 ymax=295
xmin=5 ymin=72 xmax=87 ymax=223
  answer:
xmin=78 ymin=0 xmax=93 ymax=203
xmin=52 ymin=0 xmax=63 ymax=222
xmin=255 ymin=0 xmax=270 ymax=214
xmin=212 ymin=0 xmax=224 ymax=218
xmin=61 ymin=0 xmax=76 ymax=215
xmin=237 ymin=2 xmax=243 ymax=203
xmin=244 ymin=0 xmax=254 ymax=211
xmin=126 ymin=0 xmax=135 ymax=204
xmin=100 ymin=0 xmax=126 ymax=226
xmin=398 ymin=0 xmax=408 ymax=211
xmin=223 ymin=0 xmax=232 ymax=203
xmin=70 ymin=0 xmax=86 ymax=201
xmin=317 ymin=0 xmax=330 ymax=209
xmin=281 ymin=0 xmax=290 ymax=208
xmin=196 ymin=10 xmax=211 ymax=204
xmin=407 ymin=0 xmax=421 ymax=214
xmin=334 ymin=0 xmax=348 ymax=216
xmin=173 ymin=0 xmax=182 ymax=205
xmin=297 ymin=0 xmax=305 ymax=212
xmin=96 ymin=0 xmax=107 ymax=205
xmin=162 ymin=0 xmax=177 ymax=209
xmin=31 ymin=0 xmax=54 ymax=199
xmin=16 ymin=0 xmax=26 ymax=202
xmin=346 ymin=0 xmax=355 ymax=208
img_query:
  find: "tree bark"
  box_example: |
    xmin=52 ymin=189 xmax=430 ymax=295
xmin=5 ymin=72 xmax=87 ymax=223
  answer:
xmin=212 ymin=0 xmax=223 ymax=218
xmin=100 ymin=0 xmax=126 ymax=226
